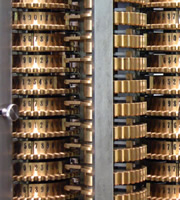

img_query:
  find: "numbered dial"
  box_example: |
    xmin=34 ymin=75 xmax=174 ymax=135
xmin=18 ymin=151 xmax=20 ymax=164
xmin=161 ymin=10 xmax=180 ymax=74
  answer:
xmin=146 ymin=33 xmax=180 ymax=51
xmin=13 ymin=161 xmax=77 ymax=182
xmin=147 ymin=11 xmax=179 ymax=29
xmin=13 ymin=119 xmax=79 ymax=138
xmin=149 ymin=183 xmax=180 ymax=199
xmin=13 ymin=0 xmax=67 ymax=3
xmin=147 ymin=55 xmax=180 ymax=73
xmin=147 ymin=140 xmax=180 ymax=160
xmin=13 ymin=181 xmax=72 ymax=199
xmin=13 ymin=76 xmax=63 ymax=89
xmin=147 ymin=119 xmax=179 ymax=139
xmin=13 ymin=97 xmax=78 ymax=117
xmin=12 ymin=33 xmax=76 ymax=52
xmin=13 ymin=12 xmax=78 ymax=31
xmin=13 ymin=54 xmax=79 ymax=74
xmin=148 ymin=76 xmax=180 ymax=94
xmin=147 ymin=98 xmax=180 ymax=117
xmin=12 ymin=1 xmax=78 ymax=10
xmin=12 ymin=76 xmax=78 ymax=95
xmin=147 ymin=161 xmax=179 ymax=182
xmin=13 ymin=139 xmax=77 ymax=160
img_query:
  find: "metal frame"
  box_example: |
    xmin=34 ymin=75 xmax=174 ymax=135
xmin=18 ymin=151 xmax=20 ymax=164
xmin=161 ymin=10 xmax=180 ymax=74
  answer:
xmin=93 ymin=0 xmax=114 ymax=199
xmin=0 ymin=1 xmax=12 ymax=200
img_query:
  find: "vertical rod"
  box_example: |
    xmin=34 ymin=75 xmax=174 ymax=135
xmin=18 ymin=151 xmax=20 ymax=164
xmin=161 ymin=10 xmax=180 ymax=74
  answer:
xmin=0 ymin=1 xmax=12 ymax=200
xmin=93 ymin=0 xmax=114 ymax=199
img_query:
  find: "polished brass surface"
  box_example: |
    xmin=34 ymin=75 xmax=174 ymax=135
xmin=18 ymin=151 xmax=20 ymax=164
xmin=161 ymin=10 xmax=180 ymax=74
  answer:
xmin=13 ymin=76 xmax=62 ymax=89
xmin=114 ymin=11 xmax=147 ymax=26
xmin=114 ymin=34 xmax=147 ymax=48
xmin=146 ymin=33 xmax=180 ymax=51
xmin=147 ymin=98 xmax=180 ymax=117
xmin=114 ymin=102 xmax=147 ymax=117
xmin=65 ymin=33 xmax=92 ymax=53
xmin=114 ymin=80 xmax=147 ymax=93
xmin=13 ymin=139 xmax=77 ymax=160
xmin=13 ymin=119 xmax=79 ymax=138
xmin=114 ymin=188 xmax=147 ymax=200
xmin=147 ymin=162 xmax=179 ymax=182
xmin=13 ymin=181 xmax=76 ymax=199
xmin=114 ymin=57 xmax=147 ymax=71
xmin=114 ymin=123 xmax=147 ymax=140
xmin=64 ymin=78 xmax=92 ymax=98
xmin=147 ymin=55 xmax=180 ymax=73
xmin=149 ymin=183 xmax=180 ymax=199
xmin=65 ymin=56 xmax=92 ymax=75
xmin=147 ymin=11 xmax=179 ymax=29
xmin=65 ymin=121 xmax=93 ymax=142
xmin=12 ymin=33 xmax=76 ymax=52
xmin=114 ymin=0 xmax=180 ymax=199
xmin=114 ymin=166 xmax=147 ymax=185
xmin=65 ymin=11 xmax=92 ymax=32
xmin=13 ymin=161 xmax=78 ymax=182
xmin=12 ymin=0 xmax=78 ymax=10
xmin=114 ymin=145 xmax=147 ymax=162
xmin=84 ymin=172 xmax=93 ymax=187
xmin=13 ymin=12 xmax=78 ymax=30
xmin=146 ymin=1 xmax=180 ymax=8
xmin=14 ymin=98 xmax=73 ymax=116
xmin=64 ymin=185 xmax=93 ymax=199
xmin=13 ymin=0 xmax=67 ymax=3
xmin=12 ymin=0 xmax=80 ymax=199
xmin=12 ymin=54 xmax=79 ymax=74
xmin=84 ymin=0 xmax=92 ymax=8
xmin=12 ymin=76 xmax=78 ymax=95
xmin=147 ymin=140 xmax=180 ymax=160
xmin=114 ymin=1 xmax=149 ymax=198
xmin=14 ymin=119 xmax=65 ymax=133
xmin=114 ymin=0 xmax=146 ymax=4
xmin=147 ymin=119 xmax=180 ymax=139
xmin=13 ymin=98 xmax=77 ymax=117
xmin=147 ymin=76 xmax=180 ymax=94
xmin=65 ymin=100 xmax=93 ymax=120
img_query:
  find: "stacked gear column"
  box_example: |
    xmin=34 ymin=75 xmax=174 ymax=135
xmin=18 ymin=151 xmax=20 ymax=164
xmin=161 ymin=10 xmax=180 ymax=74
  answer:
xmin=145 ymin=0 xmax=180 ymax=199
xmin=114 ymin=0 xmax=147 ymax=199
xmin=12 ymin=0 xmax=81 ymax=199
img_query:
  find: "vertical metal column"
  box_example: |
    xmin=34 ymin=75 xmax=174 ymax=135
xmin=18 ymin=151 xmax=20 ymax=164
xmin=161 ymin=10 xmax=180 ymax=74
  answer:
xmin=0 ymin=1 xmax=12 ymax=200
xmin=93 ymin=0 xmax=114 ymax=199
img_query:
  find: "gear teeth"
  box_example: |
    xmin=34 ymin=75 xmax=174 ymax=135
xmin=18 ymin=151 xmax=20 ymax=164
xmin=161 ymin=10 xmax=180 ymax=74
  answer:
xmin=114 ymin=145 xmax=147 ymax=162
xmin=114 ymin=166 xmax=147 ymax=185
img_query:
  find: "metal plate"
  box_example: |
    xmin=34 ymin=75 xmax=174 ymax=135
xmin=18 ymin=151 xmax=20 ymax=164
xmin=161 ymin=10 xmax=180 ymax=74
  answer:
xmin=0 ymin=1 xmax=12 ymax=200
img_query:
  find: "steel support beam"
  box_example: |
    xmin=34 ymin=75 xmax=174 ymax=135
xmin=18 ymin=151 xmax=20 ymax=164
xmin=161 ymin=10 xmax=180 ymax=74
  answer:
xmin=93 ymin=0 xmax=114 ymax=199
xmin=0 ymin=1 xmax=12 ymax=200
